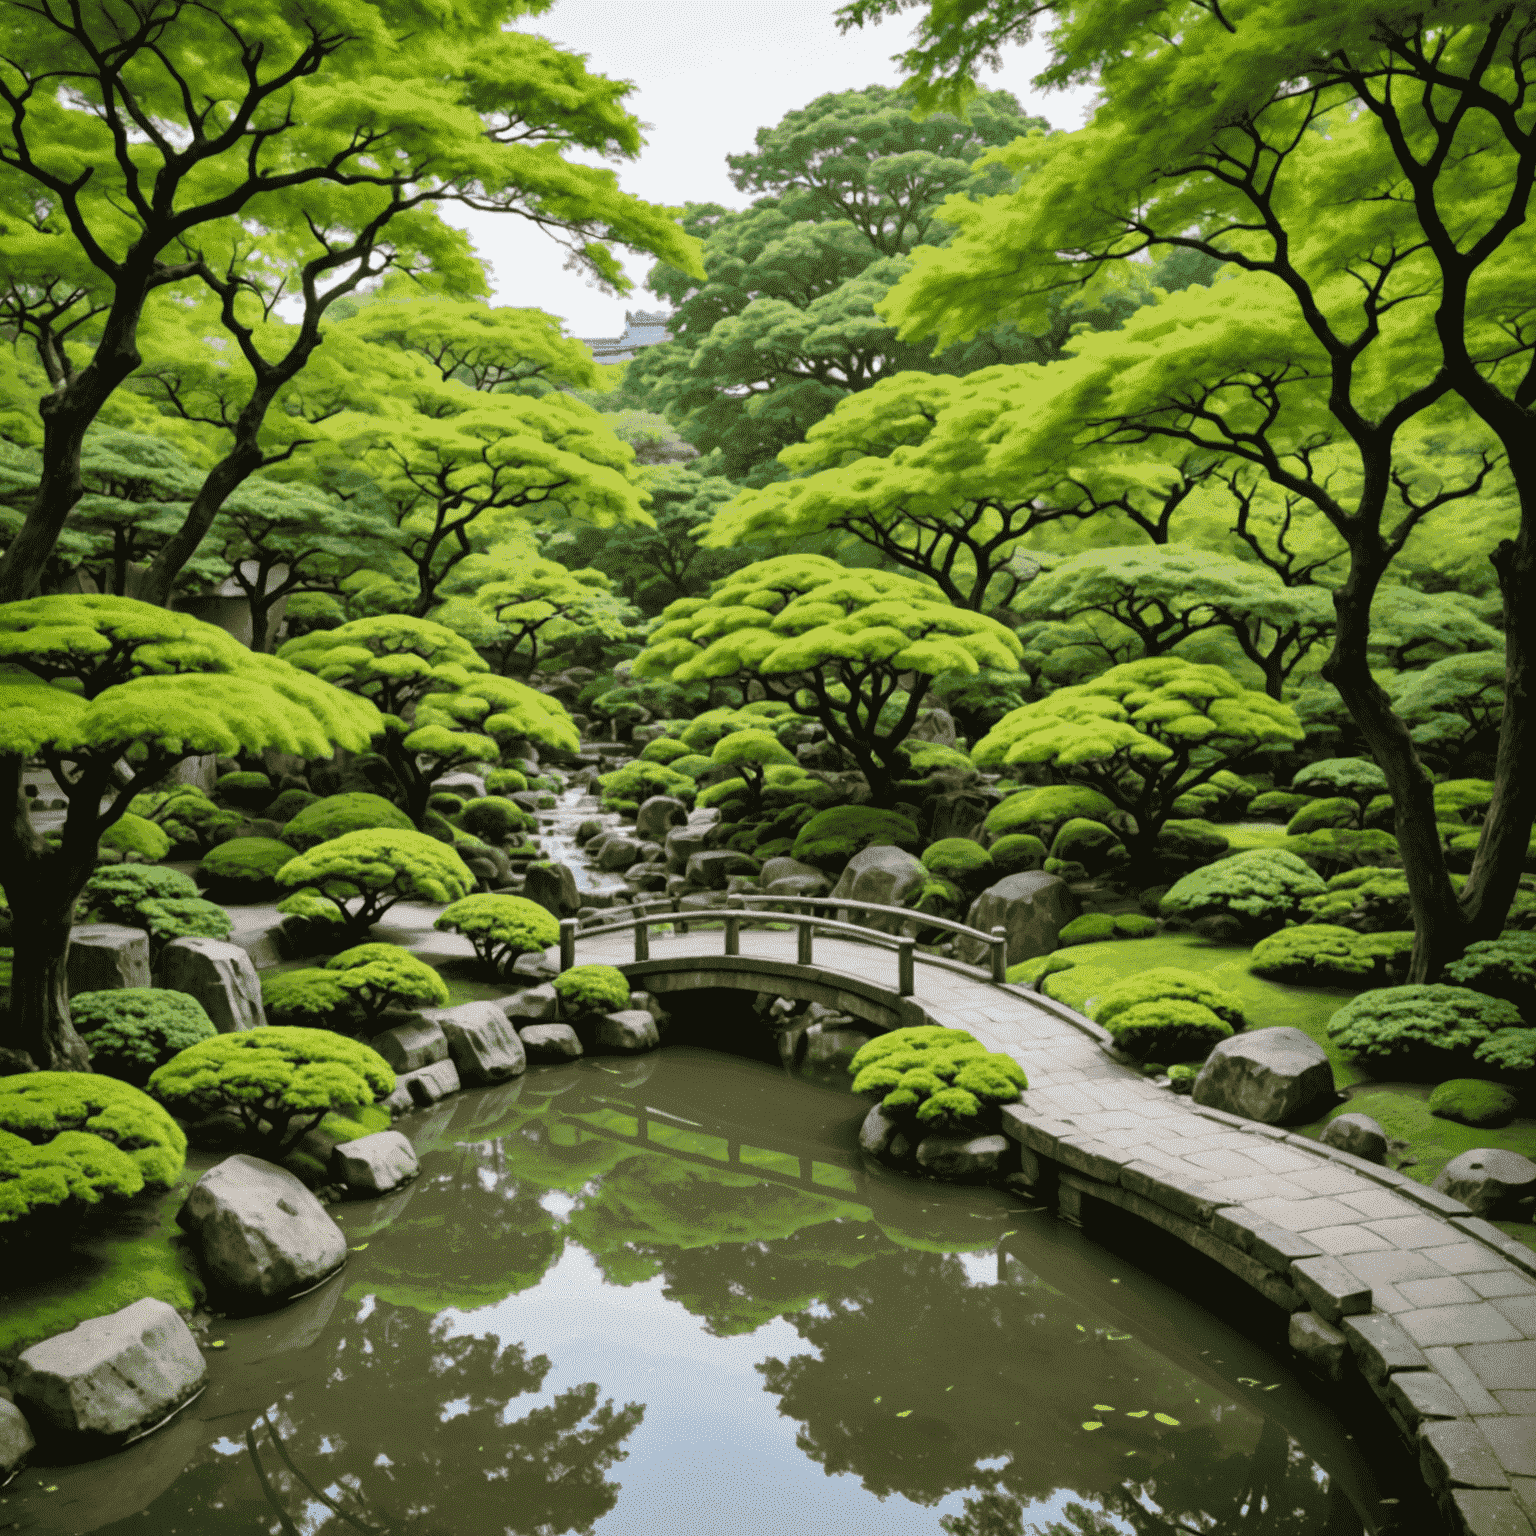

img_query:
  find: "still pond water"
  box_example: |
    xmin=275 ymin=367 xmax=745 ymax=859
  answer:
xmin=5 ymin=1047 xmax=1427 ymax=1536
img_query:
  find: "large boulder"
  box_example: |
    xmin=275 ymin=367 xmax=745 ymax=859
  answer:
xmin=0 ymin=1398 xmax=33 ymax=1476
xmin=12 ymin=1299 xmax=206 ymax=1450
xmin=858 ymin=1103 xmax=902 ymax=1158
xmin=915 ymin=1132 xmax=1010 ymax=1180
xmin=909 ymin=708 xmax=958 ymax=747
xmin=177 ymin=1155 xmax=346 ymax=1306
xmin=928 ymin=789 xmax=991 ymax=844
xmin=960 ymin=872 xmax=1078 ymax=966
xmin=523 ymin=860 xmax=580 ymax=917
xmin=1192 ymin=1028 xmax=1336 ymax=1124
xmin=594 ymin=1009 xmax=660 ymax=1054
xmin=830 ymin=844 xmax=927 ymax=930
xmin=65 ymin=924 xmax=150 ymax=995
xmin=686 ymin=849 xmax=758 ymax=890
xmin=1433 ymin=1148 xmax=1536 ymax=1218
xmin=664 ymin=827 xmax=711 ymax=875
xmin=595 ymin=835 xmax=643 ymax=872
xmin=428 ymin=1000 xmax=527 ymax=1084
xmin=519 ymin=1022 xmax=584 ymax=1062
xmin=759 ymin=856 xmax=825 ymax=889
xmin=502 ymin=983 xmax=559 ymax=1023
xmin=368 ymin=1017 xmax=448 ymax=1075
xmin=331 ymin=1130 xmax=419 ymax=1196
xmin=155 ymin=936 xmax=265 ymax=1032
xmin=635 ymin=796 xmax=688 ymax=841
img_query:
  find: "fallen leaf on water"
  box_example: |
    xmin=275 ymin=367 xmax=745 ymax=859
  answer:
xmin=896 ymin=1410 xmax=913 ymax=1419
xmin=209 ymin=1340 xmax=227 ymax=1350
xmin=999 ymin=1230 xmax=1016 ymax=1238
xmin=350 ymin=1243 xmax=369 ymax=1251
xmin=1237 ymin=1377 xmax=1261 ymax=1387
xmin=1107 ymin=1331 xmax=1133 ymax=1341
xmin=874 ymin=1396 xmax=882 ymax=1404
xmin=1093 ymin=1405 xmax=1114 ymax=1412
xmin=1126 ymin=1411 xmax=1148 ymax=1419
xmin=1263 ymin=1383 xmax=1281 ymax=1391
xmin=1153 ymin=1413 xmax=1180 ymax=1426
xmin=1081 ymin=1422 xmax=1102 ymax=1432
xmin=1076 ymin=1324 xmax=1086 ymax=1333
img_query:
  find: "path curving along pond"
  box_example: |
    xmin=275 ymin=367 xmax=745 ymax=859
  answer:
xmin=1 ymin=1047 xmax=1419 ymax=1536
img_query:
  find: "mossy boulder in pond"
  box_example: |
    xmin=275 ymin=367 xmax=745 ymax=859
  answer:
xmin=1326 ymin=985 xmax=1524 ymax=1077
xmin=553 ymin=965 xmax=631 ymax=1016
xmin=73 ymin=989 xmax=218 ymax=1086
xmin=1428 ymin=1078 xmax=1520 ymax=1129
xmin=849 ymin=1025 xmax=1025 ymax=1135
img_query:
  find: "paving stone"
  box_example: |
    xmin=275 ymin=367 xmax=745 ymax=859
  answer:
xmin=1053 ymin=1135 xmax=1124 ymax=1183
xmin=1119 ymin=1162 xmax=1230 ymax=1224
xmin=1404 ymin=1182 xmax=1476 ymax=1218
xmin=1461 ymin=1343 xmax=1536 ymax=1393
xmin=1388 ymin=1369 xmax=1474 ymax=1426
xmin=1397 ymin=1276 xmax=1483 ymax=1309
xmin=1451 ymin=1489 xmax=1536 ymax=1536
xmin=1470 ymin=1272 xmax=1536 ymax=1300
xmin=1427 ymin=1347 xmax=1507 ymax=1415
xmin=1290 ymin=1164 xmax=1370 ymax=1197
xmin=1476 ymin=1418 xmax=1536 ymax=1479
xmin=1420 ymin=1419 xmax=1510 ymax=1492
xmin=1496 ymin=1394 xmax=1536 ymax=1415
xmin=1336 ymin=1189 xmax=1421 ymax=1220
xmin=1290 ymin=1255 xmax=1372 ymax=1322
xmin=1397 ymin=1304 xmax=1524 ymax=1349
xmin=1368 ymin=1215 xmax=1474 ymax=1250
xmin=1305 ymin=1223 xmax=1394 ymax=1257
xmin=1248 ymin=1195 xmax=1361 ymax=1233
xmin=1426 ymin=1243 xmax=1521 ymax=1276
xmin=1340 ymin=1312 xmax=1430 ymax=1382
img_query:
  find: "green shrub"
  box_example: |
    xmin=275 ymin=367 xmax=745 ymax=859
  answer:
xmin=1443 ymin=932 xmax=1536 ymax=1018
xmin=1100 ymin=998 xmax=1233 ymax=1064
xmin=1092 ymin=969 xmax=1246 ymax=1030
xmin=261 ymin=967 xmax=357 ymax=1028
xmin=1427 ymin=1078 xmax=1519 ymax=1129
xmin=1160 ymin=850 xmax=1327 ymax=938
xmin=198 ymin=836 xmax=295 ymax=899
xmin=984 ymin=785 xmax=1118 ymax=844
xmin=214 ymin=770 xmax=277 ymax=813
xmin=987 ymin=834 xmax=1046 ymax=876
xmin=1169 ymin=771 xmax=1254 ymax=821
xmin=323 ymin=943 xmax=450 ymax=1025
xmin=456 ymin=795 xmax=538 ymax=843
xmin=1058 ymin=912 xmax=1157 ymax=946
xmin=1041 ymin=964 xmax=1120 ymax=1012
xmin=0 ymin=1072 xmax=186 ymax=1234
xmin=1434 ymin=779 xmax=1495 ymax=824
xmin=596 ymin=760 xmax=696 ymax=815
xmin=97 ymin=811 xmax=173 ymax=864
xmin=1301 ymin=866 xmax=1418 ymax=930
xmin=1049 ymin=817 xmax=1128 ymax=876
xmin=129 ymin=785 xmax=244 ymax=855
xmin=553 ymin=964 xmax=631 ymax=1015
xmin=1152 ymin=819 xmax=1231 ymax=877
xmin=138 ymin=897 xmax=234 ymax=951
xmin=273 ymin=892 xmax=347 ymax=953
xmin=1006 ymin=952 xmax=1076 ymax=986
xmin=485 ymin=767 xmax=529 ymax=796
xmin=1281 ymin=828 xmax=1402 ymax=877
xmin=1250 ymin=925 xmax=1414 ymax=984
xmin=640 ymin=737 xmax=693 ymax=765
xmin=281 ymin=792 xmax=415 ymax=851
xmin=275 ymin=829 xmax=474 ymax=936
xmin=1167 ymin=1062 xmax=1201 ymax=1092
xmin=427 ymin=791 xmax=467 ymax=816
xmin=1292 ymin=757 xmax=1387 ymax=811
xmin=848 ymin=1025 xmax=1025 ymax=1133
xmin=790 ymin=806 xmax=921 ymax=872
xmin=73 ymin=989 xmax=218 ymax=1086
xmin=1287 ymin=796 xmax=1361 ymax=835
xmin=434 ymin=894 xmax=560 ymax=974
xmin=666 ymin=753 xmax=716 ymax=780
xmin=80 ymin=864 xmax=200 ymax=927
xmin=1248 ymin=790 xmax=1312 ymax=820
xmin=1327 ymin=985 xmax=1524 ymax=1075
xmin=148 ymin=1027 xmax=395 ymax=1155
xmin=265 ymin=788 xmax=318 ymax=825
xmin=1474 ymin=1028 xmax=1536 ymax=1081
xmin=920 ymin=839 xmax=995 ymax=894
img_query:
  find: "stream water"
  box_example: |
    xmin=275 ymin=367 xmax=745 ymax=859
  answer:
xmin=4 ymin=1047 xmax=1427 ymax=1536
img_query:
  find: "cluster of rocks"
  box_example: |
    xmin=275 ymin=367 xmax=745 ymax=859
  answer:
xmin=66 ymin=927 xmax=267 ymax=1032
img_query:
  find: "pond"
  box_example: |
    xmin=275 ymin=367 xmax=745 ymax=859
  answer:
xmin=2 ymin=1047 xmax=1430 ymax=1536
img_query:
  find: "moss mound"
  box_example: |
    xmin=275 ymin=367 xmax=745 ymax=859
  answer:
xmin=920 ymin=838 xmax=994 ymax=893
xmin=98 ymin=811 xmax=173 ymax=863
xmin=1092 ymin=968 xmax=1247 ymax=1030
xmin=553 ymin=964 xmax=630 ymax=1014
xmin=848 ymin=1025 xmax=1025 ymax=1133
xmin=73 ymin=989 xmax=218 ymax=1086
xmin=1250 ymin=925 xmax=1413 ymax=985
xmin=1058 ymin=912 xmax=1157 ymax=946
xmin=435 ymin=894 xmax=560 ymax=974
xmin=1100 ymin=998 xmax=1234 ymax=1064
xmin=198 ymin=835 xmax=295 ymax=898
xmin=791 ymin=806 xmax=921 ymax=872
xmin=984 ymin=785 xmax=1117 ymax=843
xmin=1326 ymin=985 xmax=1524 ymax=1077
xmin=1427 ymin=1078 xmax=1520 ymax=1129
xmin=1160 ymin=849 xmax=1327 ymax=938
xmin=987 ymin=834 xmax=1046 ymax=876
xmin=282 ymin=792 xmax=415 ymax=851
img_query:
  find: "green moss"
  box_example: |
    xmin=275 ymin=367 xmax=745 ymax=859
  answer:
xmin=1049 ymin=817 xmax=1128 ymax=875
xmin=1041 ymin=964 xmax=1122 ymax=1013
xmin=282 ymin=792 xmax=415 ymax=851
xmin=640 ymin=737 xmax=693 ymax=764
xmin=80 ymin=864 xmax=201 ymax=926
xmin=1160 ymin=849 xmax=1327 ymax=938
xmin=790 ymin=806 xmax=921 ymax=872
xmin=1475 ymin=1028 xmax=1536 ymax=1081
xmin=99 ymin=811 xmax=173 ymax=863
xmin=848 ymin=1025 xmax=1025 ymax=1131
xmin=1059 ymin=912 xmax=1157 ymax=946
xmin=1093 ymin=968 xmax=1246 ymax=1029
xmin=215 ymin=769 xmax=277 ymax=812
xmin=456 ymin=795 xmax=538 ymax=843
xmin=485 ymin=767 xmax=529 ymax=794
xmin=324 ymin=942 xmax=450 ymax=1025
xmin=1282 ymin=828 xmax=1402 ymax=877
xmin=1428 ymin=1078 xmax=1520 ymax=1129
xmin=1100 ymin=998 xmax=1233 ymax=1064
xmin=138 ymin=896 xmax=234 ymax=950
xmin=987 ymin=834 xmax=1046 ymax=876
xmin=597 ymin=760 xmax=696 ymax=815
xmin=74 ymin=989 xmax=218 ymax=1086
xmin=1326 ymin=985 xmax=1524 ymax=1078
xmin=1006 ymin=952 xmax=1076 ymax=986
xmin=266 ymin=788 xmax=318 ymax=824
xmin=1250 ymin=925 xmax=1414 ymax=985
xmin=198 ymin=835 xmax=295 ymax=898
xmin=1248 ymin=790 xmax=1312 ymax=820
xmin=427 ymin=791 xmax=467 ymax=816
xmin=984 ymin=785 xmax=1117 ymax=842
xmin=553 ymin=964 xmax=630 ymax=1014
xmin=920 ymin=838 xmax=994 ymax=892
xmin=666 ymin=753 xmax=717 ymax=780
xmin=435 ymin=894 xmax=560 ymax=974
xmin=1153 ymin=819 xmax=1231 ymax=876
xmin=1443 ymin=932 xmax=1536 ymax=1019
xmin=262 ymin=966 xmax=357 ymax=1028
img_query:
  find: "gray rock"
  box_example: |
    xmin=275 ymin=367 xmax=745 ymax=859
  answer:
xmin=759 ymin=856 xmax=825 ymax=889
xmin=635 ymin=796 xmax=688 ymax=841
xmin=630 ymin=723 xmax=669 ymax=745
xmin=595 ymin=1009 xmax=660 ymax=1054
xmin=523 ymin=861 xmax=580 ymax=916
xmin=1433 ymin=1148 xmax=1536 ymax=1218
xmin=331 ymin=1130 xmax=419 ymax=1195
xmin=889 ymin=1131 xmax=913 ymax=1161
xmin=0 ymin=1397 xmax=34 ymax=1476
xmin=428 ymin=1000 xmax=527 ymax=1084
xmin=915 ymin=1132 xmax=1009 ymax=1179
xmin=831 ymin=845 xmax=927 ymax=928
xmin=383 ymin=1057 xmax=462 ymax=1112
xmin=1289 ymin=1310 xmax=1348 ymax=1382
xmin=685 ymin=849 xmax=758 ymax=890
xmin=664 ymin=827 xmax=711 ymax=875
xmin=508 ymin=791 xmax=545 ymax=813
xmin=368 ymin=1018 xmax=448 ymax=1074
xmin=623 ymin=861 xmax=670 ymax=892
xmin=1321 ymin=1111 xmax=1388 ymax=1164
xmin=961 ymin=872 xmax=1078 ymax=966
xmin=502 ymin=983 xmax=559 ymax=1023
xmin=66 ymin=924 xmax=150 ymax=995
xmin=595 ymin=836 xmax=643 ymax=872
xmin=432 ymin=770 xmax=486 ymax=801
xmin=803 ymin=1024 xmax=872 ymax=1068
xmin=12 ymin=1299 xmax=206 ymax=1449
xmin=519 ymin=1022 xmax=584 ymax=1061
xmin=155 ymin=936 xmax=265 ymax=1032
xmin=628 ymin=990 xmax=668 ymax=1025
xmin=177 ymin=1155 xmax=346 ymax=1306
xmin=910 ymin=708 xmax=958 ymax=747
xmin=859 ymin=1103 xmax=901 ymax=1158
xmin=510 ymin=948 xmax=560 ymax=982
xmin=928 ymin=789 xmax=991 ymax=845
xmin=1192 ymin=1027 xmax=1336 ymax=1124
xmin=576 ymin=818 xmax=606 ymax=842
xmin=767 ymin=872 xmax=833 ymax=900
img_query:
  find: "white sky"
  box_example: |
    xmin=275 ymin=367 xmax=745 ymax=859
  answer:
xmin=446 ymin=0 xmax=1097 ymax=340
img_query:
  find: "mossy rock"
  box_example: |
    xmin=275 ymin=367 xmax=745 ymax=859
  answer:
xmin=988 ymin=834 xmax=1046 ymax=876
xmin=1153 ymin=819 xmax=1231 ymax=878
xmin=99 ymin=811 xmax=172 ymax=864
xmin=790 ymin=806 xmax=921 ymax=873
xmin=920 ymin=838 xmax=995 ymax=894
xmin=282 ymin=792 xmax=415 ymax=851
xmin=1049 ymin=817 xmax=1128 ymax=876
xmin=1041 ymin=964 xmax=1121 ymax=1013
xmin=198 ymin=836 xmax=296 ymax=899
xmin=1286 ymin=796 xmax=1360 ymax=835
xmin=485 ymin=767 xmax=529 ymax=795
xmin=1058 ymin=912 xmax=1157 ymax=946
xmin=553 ymin=964 xmax=631 ymax=1015
xmin=266 ymin=788 xmax=319 ymax=824
xmin=215 ymin=770 xmax=278 ymax=813
xmin=1248 ymin=791 xmax=1312 ymax=820
xmin=640 ymin=737 xmax=694 ymax=765
xmin=1427 ymin=1078 xmax=1520 ymax=1129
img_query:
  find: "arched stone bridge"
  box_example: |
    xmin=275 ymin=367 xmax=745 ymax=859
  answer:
xmin=565 ymin=905 xmax=1536 ymax=1536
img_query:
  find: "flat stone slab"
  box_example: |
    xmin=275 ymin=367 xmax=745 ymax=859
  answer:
xmin=66 ymin=924 xmax=150 ymax=995
xmin=368 ymin=1018 xmax=449 ymax=1075
xmin=13 ymin=1299 xmax=206 ymax=1448
xmin=519 ymin=1022 xmax=583 ymax=1062
xmin=383 ymin=1057 xmax=462 ymax=1112
xmin=332 ymin=1130 xmax=419 ymax=1196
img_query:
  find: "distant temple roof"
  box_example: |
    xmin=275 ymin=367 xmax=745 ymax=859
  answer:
xmin=579 ymin=308 xmax=673 ymax=363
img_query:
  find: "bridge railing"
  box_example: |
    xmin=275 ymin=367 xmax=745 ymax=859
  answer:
xmin=559 ymin=893 xmax=1009 ymax=996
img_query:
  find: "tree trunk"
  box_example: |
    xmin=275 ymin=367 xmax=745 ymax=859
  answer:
xmin=137 ymin=441 xmax=266 ymax=608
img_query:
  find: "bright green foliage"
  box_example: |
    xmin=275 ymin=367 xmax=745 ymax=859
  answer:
xmin=1292 ymin=758 xmax=1388 ymax=815
xmin=455 ymin=796 xmax=537 ymax=845
xmin=1428 ymin=1078 xmax=1519 ymax=1130
xmin=324 ymin=944 xmax=450 ymax=1026
xmin=1286 ymin=797 xmax=1358 ymax=836
xmin=1160 ymin=850 xmax=1327 ymax=938
xmin=1250 ymin=926 xmax=1414 ymax=985
xmin=791 ymin=806 xmax=921 ymax=872
xmin=1435 ymin=780 xmax=1496 ymax=824
xmin=1005 ymin=952 xmax=1076 ymax=987
xmin=138 ymin=897 xmax=234 ymax=950
xmin=679 ymin=704 xmax=798 ymax=754
xmin=148 ymin=1028 xmax=395 ymax=1156
xmin=919 ymin=839 xmax=994 ymax=894
xmin=666 ymin=753 xmax=716 ymax=781
xmin=1301 ymin=867 xmax=1431 ymax=931
xmin=973 ymin=658 xmax=1303 ymax=862
xmin=1327 ymin=987 xmax=1525 ymax=1077
xmin=98 ymin=812 xmax=172 ymax=864
xmin=983 ymin=785 xmax=1118 ymax=843
xmin=1049 ymin=818 xmax=1128 ymax=877
xmin=266 ymin=789 xmax=319 ymax=824
xmin=260 ymin=968 xmax=356 ymax=1029
xmin=427 ymin=792 xmax=467 ymax=817
xmin=73 ymin=990 xmax=217 ymax=1087
xmin=707 ymin=729 xmax=798 ymax=818
xmin=129 ymin=784 xmax=244 ymax=855
xmin=1098 ymin=998 xmax=1232 ymax=1065
xmin=435 ymin=894 xmax=560 ymax=974
xmin=1249 ymin=791 xmax=1312 ymax=821
xmin=1443 ymin=933 xmax=1536 ymax=1020
xmin=1474 ymin=1030 xmax=1536 ymax=1081
xmin=1093 ymin=970 xmax=1246 ymax=1031
xmin=416 ymin=673 xmax=581 ymax=758
xmin=1041 ymin=964 xmax=1121 ymax=1013
xmin=485 ymin=767 xmax=530 ymax=795
xmin=1152 ymin=819 xmax=1232 ymax=879
xmin=597 ymin=760 xmax=697 ymax=816
xmin=282 ymin=793 xmax=416 ymax=851
xmin=1058 ymin=912 xmax=1157 ymax=946
xmin=847 ymin=1024 xmax=1025 ymax=1131
xmin=275 ymin=829 xmax=474 ymax=936
xmin=553 ymin=965 xmax=631 ymax=1015
xmin=634 ymin=554 xmax=1021 ymax=805
xmin=198 ymin=837 xmax=296 ymax=899
xmin=215 ymin=771 xmax=278 ymax=813
xmin=79 ymin=864 xmax=200 ymax=927
xmin=0 ymin=1072 xmax=186 ymax=1229
xmin=640 ymin=738 xmax=693 ymax=765
xmin=696 ymin=762 xmax=833 ymax=816
xmin=1391 ymin=654 xmax=1507 ymax=771
xmin=1282 ymin=828 xmax=1404 ymax=879
xmin=987 ymin=834 xmax=1046 ymax=876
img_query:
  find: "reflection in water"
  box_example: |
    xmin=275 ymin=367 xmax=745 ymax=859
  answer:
xmin=11 ymin=1048 xmax=1416 ymax=1536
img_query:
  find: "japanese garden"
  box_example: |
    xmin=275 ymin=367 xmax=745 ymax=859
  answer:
xmin=0 ymin=1 xmax=1532 ymax=1533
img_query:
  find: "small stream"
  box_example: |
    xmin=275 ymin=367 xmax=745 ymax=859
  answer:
xmin=536 ymin=785 xmax=632 ymax=902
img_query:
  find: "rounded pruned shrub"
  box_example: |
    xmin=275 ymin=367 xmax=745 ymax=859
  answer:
xmin=1099 ymin=998 xmax=1233 ymax=1064
xmin=98 ymin=811 xmax=173 ymax=864
xmin=148 ymin=1027 xmax=395 ymax=1155
xmin=261 ymin=967 xmax=357 ymax=1029
xmin=198 ymin=836 xmax=295 ymax=899
xmin=73 ymin=989 xmax=218 ymax=1086
xmin=435 ymin=894 xmax=559 ymax=975
xmin=1057 ymin=912 xmax=1157 ymax=946
xmin=274 ymin=829 xmax=474 ymax=936
xmin=485 ymin=767 xmax=529 ymax=795
xmin=215 ymin=770 xmax=277 ymax=813
xmin=265 ymin=788 xmax=318 ymax=825
xmin=1326 ymin=985 xmax=1524 ymax=1076
xmin=455 ymin=796 xmax=537 ymax=844
xmin=0 ymin=1072 xmax=186 ymax=1237
xmin=640 ymin=737 xmax=693 ymax=765
xmin=1152 ymin=819 xmax=1231 ymax=878
xmin=920 ymin=839 xmax=994 ymax=895
xmin=1042 ymin=963 xmax=1120 ymax=1013
xmin=848 ymin=1025 xmax=1026 ymax=1134
xmin=80 ymin=864 xmax=201 ymax=927
xmin=1250 ymin=925 xmax=1414 ymax=985
xmin=323 ymin=943 xmax=449 ymax=1025
xmin=1443 ymin=932 xmax=1536 ymax=1019
xmin=1474 ymin=1028 xmax=1536 ymax=1082
xmin=1287 ymin=796 xmax=1360 ymax=835
xmin=281 ymin=792 xmax=415 ymax=851
xmin=790 ymin=806 xmax=921 ymax=873
xmin=1292 ymin=757 xmax=1387 ymax=812
xmin=984 ymin=785 xmax=1117 ymax=844
xmin=1049 ymin=818 xmax=1128 ymax=876
xmin=597 ymin=760 xmax=696 ymax=816
xmin=1092 ymin=969 xmax=1246 ymax=1030
xmin=138 ymin=896 xmax=234 ymax=951
xmin=1282 ymin=828 xmax=1402 ymax=878
xmin=1427 ymin=1078 xmax=1519 ymax=1129
xmin=1248 ymin=790 xmax=1312 ymax=820
xmin=553 ymin=964 xmax=630 ymax=1016
xmin=1159 ymin=849 xmax=1326 ymax=938
xmin=987 ymin=834 xmax=1046 ymax=876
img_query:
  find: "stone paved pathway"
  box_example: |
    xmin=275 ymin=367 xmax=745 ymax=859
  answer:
xmin=573 ymin=922 xmax=1536 ymax=1536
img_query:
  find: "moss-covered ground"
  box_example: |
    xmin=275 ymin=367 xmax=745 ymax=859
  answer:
xmin=1045 ymin=933 xmax=1535 ymax=1254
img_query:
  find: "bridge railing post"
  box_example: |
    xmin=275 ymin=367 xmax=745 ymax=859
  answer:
xmin=634 ymin=920 xmax=650 ymax=962
xmin=797 ymin=918 xmax=814 ymax=967
xmin=897 ymin=937 xmax=915 ymax=997
xmin=991 ymin=925 xmax=1008 ymax=983
xmin=724 ymin=895 xmax=742 ymax=957
xmin=559 ymin=918 xmax=577 ymax=972
xmin=672 ymin=895 xmax=688 ymax=935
